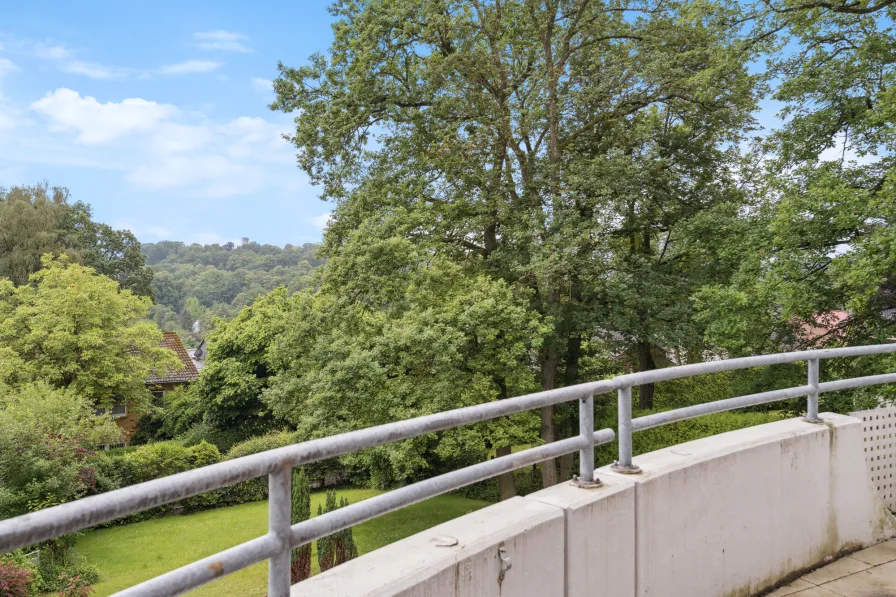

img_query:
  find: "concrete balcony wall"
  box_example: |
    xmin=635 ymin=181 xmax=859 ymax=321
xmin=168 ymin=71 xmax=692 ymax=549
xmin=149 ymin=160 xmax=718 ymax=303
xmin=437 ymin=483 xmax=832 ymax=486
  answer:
xmin=526 ymin=475 xmax=636 ymax=597
xmin=294 ymin=413 xmax=895 ymax=597
xmin=600 ymin=412 xmax=896 ymax=597
xmin=291 ymin=497 xmax=565 ymax=597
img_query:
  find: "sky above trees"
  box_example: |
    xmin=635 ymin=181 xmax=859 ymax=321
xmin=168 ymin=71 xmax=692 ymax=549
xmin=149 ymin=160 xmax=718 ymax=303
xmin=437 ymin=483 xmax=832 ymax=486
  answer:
xmin=0 ymin=1 xmax=339 ymax=246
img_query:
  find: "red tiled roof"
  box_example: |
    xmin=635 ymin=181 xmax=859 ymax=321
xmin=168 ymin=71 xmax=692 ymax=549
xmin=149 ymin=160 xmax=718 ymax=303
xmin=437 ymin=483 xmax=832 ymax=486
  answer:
xmin=797 ymin=310 xmax=850 ymax=346
xmin=146 ymin=331 xmax=200 ymax=385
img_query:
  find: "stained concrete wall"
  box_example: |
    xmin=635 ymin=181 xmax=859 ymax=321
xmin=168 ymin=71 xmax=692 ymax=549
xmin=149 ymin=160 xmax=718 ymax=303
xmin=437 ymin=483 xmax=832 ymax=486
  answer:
xmin=294 ymin=413 xmax=894 ymax=597
xmin=599 ymin=412 xmax=896 ymax=597
xmin=290 ymin=497 xmax=565 ymax=597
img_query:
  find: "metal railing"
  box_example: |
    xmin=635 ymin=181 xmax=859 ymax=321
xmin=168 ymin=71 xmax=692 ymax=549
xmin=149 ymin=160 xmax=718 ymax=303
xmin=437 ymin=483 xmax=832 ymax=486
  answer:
xmin=2 ymin=344 xmax=896 ymax=596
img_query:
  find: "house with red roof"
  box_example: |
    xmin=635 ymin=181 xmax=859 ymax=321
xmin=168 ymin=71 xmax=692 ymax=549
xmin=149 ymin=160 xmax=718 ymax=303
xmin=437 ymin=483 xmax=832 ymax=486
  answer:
xmin=103 ymin=331 xmax=200 ymax=446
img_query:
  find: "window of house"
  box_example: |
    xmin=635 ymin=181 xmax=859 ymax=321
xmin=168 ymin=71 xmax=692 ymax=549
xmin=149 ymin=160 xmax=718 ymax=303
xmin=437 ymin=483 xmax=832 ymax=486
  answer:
xmin=96 ymin=397 xmax=127 ymax=419
xmin=151 ymin=390 xmax=166 ymax=400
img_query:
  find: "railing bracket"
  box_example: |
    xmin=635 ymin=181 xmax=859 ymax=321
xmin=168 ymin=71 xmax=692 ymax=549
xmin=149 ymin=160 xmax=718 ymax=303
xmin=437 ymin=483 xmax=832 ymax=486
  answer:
xmin=611 ymin=461 xmax=642 ymax=474
xmin=498 ymin=542 xmax=512 ymax=585
xmin=571 ymin=474 xmax=603 ymax=489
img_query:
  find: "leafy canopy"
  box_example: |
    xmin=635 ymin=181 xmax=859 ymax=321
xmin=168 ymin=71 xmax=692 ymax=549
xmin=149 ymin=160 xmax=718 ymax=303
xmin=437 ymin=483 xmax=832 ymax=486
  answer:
xmin=0 ymin=256 xmax=178 ymax=408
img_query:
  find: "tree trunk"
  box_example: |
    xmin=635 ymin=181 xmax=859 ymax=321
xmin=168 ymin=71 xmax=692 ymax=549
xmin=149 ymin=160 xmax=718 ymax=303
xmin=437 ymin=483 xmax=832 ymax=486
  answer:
xmin=540 ymin=350 xmax=559 ymax=488
xmin=496 ymin=445 xmax=517 ymax=500
xmin=637 ymin=341 xmax=657 ymax=409
xmin=558 ymin=453 xmax=574 ymax=481
xmin=560 ymin=331 xmax=582 ymax=481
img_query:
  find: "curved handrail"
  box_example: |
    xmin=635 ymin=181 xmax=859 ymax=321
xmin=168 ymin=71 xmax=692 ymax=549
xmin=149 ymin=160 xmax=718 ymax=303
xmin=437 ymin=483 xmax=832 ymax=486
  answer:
xmin=0 ymin=343 xmax=894 ymax=597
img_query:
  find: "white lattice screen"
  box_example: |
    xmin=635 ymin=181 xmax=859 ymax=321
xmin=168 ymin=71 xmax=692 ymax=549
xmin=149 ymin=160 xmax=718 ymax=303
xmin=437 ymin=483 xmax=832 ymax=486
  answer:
xmin=851 ymin=407 xmax=896 ymax=510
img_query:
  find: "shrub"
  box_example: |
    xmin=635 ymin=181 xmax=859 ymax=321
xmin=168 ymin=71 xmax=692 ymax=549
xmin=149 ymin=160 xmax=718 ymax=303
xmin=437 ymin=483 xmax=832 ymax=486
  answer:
xmin=123 ymin=442 xmax=193 ymax=483
xmin=455 ymin=465 xmax=543 ymax=502
xmin=290 ymin=468 xmax=312 ymax=583
xmin=56 ymin=571 xmax=95 ymax=597
xmin=188 ymin=441 xmax=221 ymax=468
xmin=0 ymin=383 xmax=120 ymax=519
xmin=226 ymin=431 xmax=346 ymax=488
xmin=316 ymin=490 xmax=358 ymax=572
xmin=0 ymin=556 xmax=37 ymax=597
xmin=36 ymin=554 xmax=99 ymax=595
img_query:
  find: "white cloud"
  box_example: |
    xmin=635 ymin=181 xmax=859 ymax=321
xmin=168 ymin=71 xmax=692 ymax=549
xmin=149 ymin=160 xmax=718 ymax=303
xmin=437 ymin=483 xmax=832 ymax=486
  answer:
xmin=34 ymin=43 xmax=71 ymax=61
xmin=0 ymin=58 xmax=17 ymax=82
xmin=251 ymin=76 xmax=272 ymax=93
xmin=311 ymin=212 xmax=332 ymax=229
xmin=10 ymin=86 xmax=304 ymax=199
xmin=34 ymin=43 xmax=124 ymax=79
xmin=63 ymin=60 xmax=120 ymax=80
xmin=156 ymin=60 xmax=222 ymax=75
xmin=33 ymin=42 xmax=223 ymax=79
xmin=194 ymin=30 xmax=252 ymax=53
xmin=32 ymin=88 xmax=178 ymax=143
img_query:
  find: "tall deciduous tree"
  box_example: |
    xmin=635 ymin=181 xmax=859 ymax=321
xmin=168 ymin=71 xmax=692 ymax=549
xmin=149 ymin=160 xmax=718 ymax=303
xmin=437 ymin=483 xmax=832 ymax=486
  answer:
xmin=273 ymin=0 xmax=758 ymax=483
xmin=0 ymin=256 xmax=177 ymax=409
xmin=0 ymin=184 xmax=154 ymax=297
xmin=264 ymin=235 xmax=546 ymax=497
xmin=696 ymin=0 xmax=896 ymax=353
xmin=190 ymin=288 xmax=292 ymax=438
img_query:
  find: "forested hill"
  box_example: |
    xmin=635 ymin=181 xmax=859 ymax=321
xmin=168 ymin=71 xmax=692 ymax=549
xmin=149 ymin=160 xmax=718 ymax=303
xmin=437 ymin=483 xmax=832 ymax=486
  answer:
xmin=143 ymin=241 xmax=323 ymax=346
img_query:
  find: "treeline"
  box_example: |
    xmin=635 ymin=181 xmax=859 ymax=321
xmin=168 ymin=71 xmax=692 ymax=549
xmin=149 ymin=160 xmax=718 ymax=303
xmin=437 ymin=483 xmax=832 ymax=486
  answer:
xmin=144 ymin=241 xmax=323 ymax=345
xmin=0 ymin=184 xmax=153 ymax=297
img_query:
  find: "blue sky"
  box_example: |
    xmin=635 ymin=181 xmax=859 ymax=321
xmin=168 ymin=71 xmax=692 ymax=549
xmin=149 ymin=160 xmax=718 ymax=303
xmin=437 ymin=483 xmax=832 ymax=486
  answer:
xmin=0 ymin=1 xmax=337 ymax=246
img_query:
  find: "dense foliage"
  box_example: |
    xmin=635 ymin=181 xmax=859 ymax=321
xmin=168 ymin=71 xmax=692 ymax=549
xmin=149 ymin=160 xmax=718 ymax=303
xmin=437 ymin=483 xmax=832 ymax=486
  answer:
xmin=0 ymin=184 xmax=153 ymax=297
xmin=272 ymin=0 xmax=763 ymax=488
xmin=0 ymin=257 xmax=177 ymax=410
xmin=695 ymin=0 xmax=896 ymax=352
xmin=0 ymin=383 xmax=121 ymax=519
xmin=142 ymin=241 xmax=322 ymax=345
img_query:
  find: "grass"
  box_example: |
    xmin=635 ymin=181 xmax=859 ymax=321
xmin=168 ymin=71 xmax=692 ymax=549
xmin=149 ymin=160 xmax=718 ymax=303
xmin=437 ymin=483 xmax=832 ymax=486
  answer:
xmin=75 ymin=488 xmax=490 ymax=597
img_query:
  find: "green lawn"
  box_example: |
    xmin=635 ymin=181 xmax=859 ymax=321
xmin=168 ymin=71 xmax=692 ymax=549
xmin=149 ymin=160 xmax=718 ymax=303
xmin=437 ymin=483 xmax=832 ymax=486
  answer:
xmin=76 ymin=489 xmax=490 ymax=597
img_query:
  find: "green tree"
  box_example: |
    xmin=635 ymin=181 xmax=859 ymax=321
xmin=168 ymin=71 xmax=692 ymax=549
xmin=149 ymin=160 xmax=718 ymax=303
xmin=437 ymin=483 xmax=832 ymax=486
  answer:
xmin=0 ymin=256 xmax=177 ymax=409
xmin=290 ymin=468 xmax=312 ymax=583
xmin=316 ymin=490 xmax=358 ymax=572
xmin=272 ymin=0 xmax=758 ymax=484
xmin=189 ymin=288 xmax=292 ymax=439
xmin=695 ymin=0 xmax=896 ymax=354
xmin=0 ymin=382 xmax=122 ymax=518
xmin=0 ymin=184 xmax=154 ymax=297
xmin=264 ymin=237 xmax=547 ymax=496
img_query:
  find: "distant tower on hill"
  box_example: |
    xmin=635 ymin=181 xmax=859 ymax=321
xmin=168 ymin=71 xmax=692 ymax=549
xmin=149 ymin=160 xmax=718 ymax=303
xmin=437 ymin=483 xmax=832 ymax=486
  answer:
xmin=242 ymin=237 xmax=249 ymax=246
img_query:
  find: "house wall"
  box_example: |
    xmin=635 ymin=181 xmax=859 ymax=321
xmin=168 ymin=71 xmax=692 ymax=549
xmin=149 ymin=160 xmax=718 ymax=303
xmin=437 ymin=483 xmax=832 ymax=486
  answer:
xmin=115 ymin=383 xmax=180 ymax=445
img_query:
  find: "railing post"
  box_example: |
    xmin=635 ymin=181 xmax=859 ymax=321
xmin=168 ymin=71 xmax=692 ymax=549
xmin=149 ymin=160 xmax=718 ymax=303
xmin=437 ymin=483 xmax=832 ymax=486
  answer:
xmin=612 ymin=385 xmax=641 ymax=474
xmin=573 ymin=394 xmax=601 ymax=488
xmin=805 ymin=358 xmax=822 ymax=423
xmin=268 ymin=464 xmax=292 ymax=597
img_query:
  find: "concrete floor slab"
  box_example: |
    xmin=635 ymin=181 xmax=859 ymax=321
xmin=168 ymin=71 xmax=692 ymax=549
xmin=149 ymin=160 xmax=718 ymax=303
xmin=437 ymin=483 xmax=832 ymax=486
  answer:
xmin=786 ymin=587 xmax=842 ymax=596
xmin=759 ymin=541 xmax=896 ymax=597
xmin=804 ymin=552 xmax=896 ymax=597
xmin=766 ymin=578 xmax=814 ymax=596
xmin=851 ymin=540 xmax=896 ymax=567
xmin=801 ymin=557 xmax=871 ymax=585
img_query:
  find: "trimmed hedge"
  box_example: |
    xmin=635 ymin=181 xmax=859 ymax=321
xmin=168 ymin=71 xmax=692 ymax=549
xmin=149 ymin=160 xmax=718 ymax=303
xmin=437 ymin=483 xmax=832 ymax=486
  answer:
xmin=94 ymin=432 xmax=350 ymax=525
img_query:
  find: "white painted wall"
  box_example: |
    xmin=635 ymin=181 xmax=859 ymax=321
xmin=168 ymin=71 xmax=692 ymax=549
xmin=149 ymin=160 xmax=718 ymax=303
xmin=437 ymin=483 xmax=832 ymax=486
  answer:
xmin=291 ymin=497 xmax=564 ymax=597
xmin=601 ymin=412 xmax=896 ymax=597
xmin=294 ymin=413 xmax=895 ymax=597
xmin=527 ymin=475 xmax=635 ymax=597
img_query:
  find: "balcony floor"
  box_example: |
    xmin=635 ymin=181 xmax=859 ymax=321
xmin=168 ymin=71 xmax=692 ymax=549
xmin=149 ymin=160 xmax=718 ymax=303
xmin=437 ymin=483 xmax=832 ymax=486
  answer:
xmin=768 ymin=539 xmax=896 ymax=596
